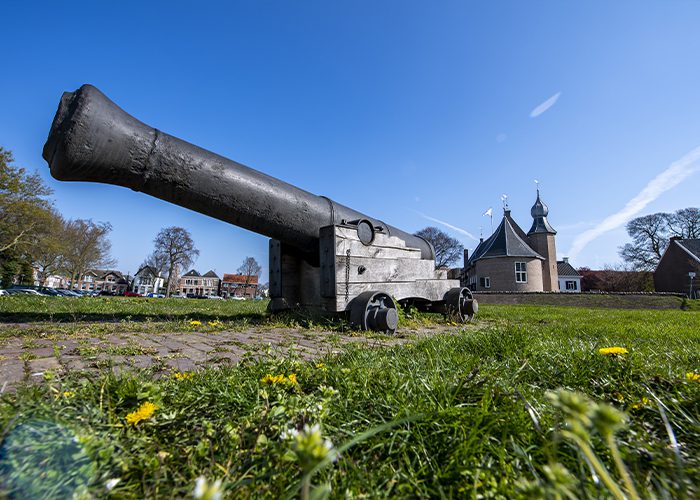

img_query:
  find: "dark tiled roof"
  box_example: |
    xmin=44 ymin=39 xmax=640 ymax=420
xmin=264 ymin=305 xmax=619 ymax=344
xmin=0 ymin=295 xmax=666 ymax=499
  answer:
xmin=466 ymin=215 xmax=543 ymax=267
xmin=183 ymin=269 xmax=201 ymax=277
xmin=135 ymin=265 xmax=158 ymax=277
xmin=677 ymin=239 xmax=700 ymax=262
xmin=203 ymin=270 xmax=220 ymax=278
xmin=557 ymin=261 xmax=580 ymax=277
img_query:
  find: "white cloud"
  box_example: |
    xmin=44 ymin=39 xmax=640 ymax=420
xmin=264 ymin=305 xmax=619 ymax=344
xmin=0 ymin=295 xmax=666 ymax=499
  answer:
xmin=568 ymin=145 xmax=700 ymax=261
xmin=530 ymin=92 xmax=561 ymax=118
xmin=415 ymin=211 xmax=479 ymax=242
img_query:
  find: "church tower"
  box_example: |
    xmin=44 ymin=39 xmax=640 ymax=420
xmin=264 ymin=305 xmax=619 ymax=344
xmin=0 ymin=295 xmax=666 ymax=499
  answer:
xmin=527 ymin=189 xmax=559 ymax=291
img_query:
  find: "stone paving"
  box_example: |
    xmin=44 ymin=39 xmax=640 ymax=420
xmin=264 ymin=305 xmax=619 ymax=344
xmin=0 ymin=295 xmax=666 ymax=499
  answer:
xmin=0 ymin=326 xmax=442 ymax=392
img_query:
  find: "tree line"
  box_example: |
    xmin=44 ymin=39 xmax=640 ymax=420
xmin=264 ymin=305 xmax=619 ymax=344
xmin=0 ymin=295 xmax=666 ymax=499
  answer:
xmin=0 ymin=147 xmax=115 ymax=288
xmin=2 ymin=146 xmax=262 ymax=294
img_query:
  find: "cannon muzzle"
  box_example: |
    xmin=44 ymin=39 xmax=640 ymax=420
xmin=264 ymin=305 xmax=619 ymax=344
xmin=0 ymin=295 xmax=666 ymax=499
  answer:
xmin=43 ymin=84 xmax=433 ymax=260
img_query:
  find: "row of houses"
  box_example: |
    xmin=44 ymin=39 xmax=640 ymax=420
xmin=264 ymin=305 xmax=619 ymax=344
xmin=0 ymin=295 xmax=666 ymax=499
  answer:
xmin=132 ymin=267 xmax=260 ymax=298
xmin=34 ymin=267 xmax=260 ymax=298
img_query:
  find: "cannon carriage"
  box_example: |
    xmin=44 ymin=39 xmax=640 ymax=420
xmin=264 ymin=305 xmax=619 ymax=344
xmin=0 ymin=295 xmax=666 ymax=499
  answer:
xmin=43 ymin=85 xmax=477 ymax=333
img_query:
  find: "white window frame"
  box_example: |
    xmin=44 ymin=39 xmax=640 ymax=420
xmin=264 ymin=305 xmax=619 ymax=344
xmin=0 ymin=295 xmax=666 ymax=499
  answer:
xmin=479 ymin=276 xmax=491 ymax=289
xmin=565 ymin=280 xmax=578 ymax=290
xmin=515 ymin=262 xmax=527 ymax=283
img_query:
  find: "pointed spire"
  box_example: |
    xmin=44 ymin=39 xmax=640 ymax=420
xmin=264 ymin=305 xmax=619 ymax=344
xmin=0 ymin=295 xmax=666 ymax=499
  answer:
xmin=528 ymin=187 xmax=556 ymax=235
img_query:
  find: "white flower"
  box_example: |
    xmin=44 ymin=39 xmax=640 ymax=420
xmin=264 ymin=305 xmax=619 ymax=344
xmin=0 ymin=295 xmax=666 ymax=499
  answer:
xmin=193 ymin=476 xmax=222 ymax=500
xmin=105 ymin=478 xmax=121 ymax=491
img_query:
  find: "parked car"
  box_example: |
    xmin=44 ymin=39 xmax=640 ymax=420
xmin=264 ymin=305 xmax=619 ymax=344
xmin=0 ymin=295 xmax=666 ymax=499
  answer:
xmin=6 ymin=288 xmax=46 ymax=296
xmin=229 ymin=296 xmax=245 ymax=301
xmin=9 ymin=285 xmax=60 ymax=296
xmin=0 ymin=289 xmax=8 ymax=296
xmin=207 ymin=295 xmax=224 ymax=300
xmin=146 ymin=293 xmax=165 ymax=298
xmin=124 ymin=291 xmax=142 ymax=297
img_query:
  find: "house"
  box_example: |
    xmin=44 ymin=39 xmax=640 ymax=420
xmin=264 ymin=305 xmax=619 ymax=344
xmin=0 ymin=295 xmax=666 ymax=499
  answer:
xmin=654 ymin=237 xmax=700 ymax=297
xmin=176 ymin=270 xmax=220 ymax=297
xmin=463 ymin=191 xmax=558 ymax=292
xmin=68 ymin=270 xmax=129 ymax=294
xmin=557 ymin=258 xmax=581 ymax=293
xmin=131 ymin=266 xmax=165 ymax=295
xmin=221 ymin=273 xmax=259 ymax=298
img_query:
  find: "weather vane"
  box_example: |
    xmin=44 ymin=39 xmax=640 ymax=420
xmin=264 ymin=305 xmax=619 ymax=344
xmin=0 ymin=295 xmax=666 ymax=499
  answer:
xmin=501 ymin=194 xmax=509 ymax=210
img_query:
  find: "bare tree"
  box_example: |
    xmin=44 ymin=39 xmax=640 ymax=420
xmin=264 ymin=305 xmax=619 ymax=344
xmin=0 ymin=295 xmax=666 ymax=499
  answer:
xmin=414 ymin=226 xmax=464 ymax=269
xmin=152 ymin=227 xmax=199 ymax=297
xmin=619 ymin=213 xmax=669 ymax=271
xmin=237 ymin=256 xmax=262 ymax=297
xmin=61 ymin=219 xmax=115 ymax=289
xmin=666 ymin=207 xmax=700 ymax=238
xmin=141 ymin=250 xmax=168 ymax=277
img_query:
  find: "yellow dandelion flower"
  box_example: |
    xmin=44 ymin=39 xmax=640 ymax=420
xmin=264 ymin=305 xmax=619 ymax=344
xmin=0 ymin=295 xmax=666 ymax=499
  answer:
xmin=686 ymin=372 xmax=700 ymax=383
xmin=174 ymin=371 xmax=194 ymax=380
xmin=125 ymin=401 xmax=158 ymax=425
xmin=62 ymin=391 xmax=74 ymax=398
xmin=261 ymin=373 xmax=286 ymax=384
xmin=190 ymin=320 xmax=202 ymax=326
xmin=598 ymin=347 xmax=629 ymax=356
xmin=207 ymin=321 xmax=221 ymax=327
xmin=631 ymin=397 xmax=650 ymax=410
xmin=288 ymin=373 xmax=298 ymax=385
xmin=315 ymin=363 xmax=327 ymax=370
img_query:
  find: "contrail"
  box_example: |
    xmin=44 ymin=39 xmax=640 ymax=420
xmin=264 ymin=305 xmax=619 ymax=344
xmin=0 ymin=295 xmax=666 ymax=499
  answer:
xmin=530 ymin=92 xmax=561 ymax=118
xmin=415 ymin=211 xmax=479 ymax=241
xmin=568 ymin=145 xmax=700 ymax=261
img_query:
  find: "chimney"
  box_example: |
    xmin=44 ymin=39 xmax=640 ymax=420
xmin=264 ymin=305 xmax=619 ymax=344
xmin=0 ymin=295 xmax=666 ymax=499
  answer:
xmin=563 ymin=257 xmax=569 ymax=264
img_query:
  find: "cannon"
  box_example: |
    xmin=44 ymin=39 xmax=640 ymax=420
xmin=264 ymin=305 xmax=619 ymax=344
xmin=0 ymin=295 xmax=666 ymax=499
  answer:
xmin=43 ymin=85 xmax=477 ymax=333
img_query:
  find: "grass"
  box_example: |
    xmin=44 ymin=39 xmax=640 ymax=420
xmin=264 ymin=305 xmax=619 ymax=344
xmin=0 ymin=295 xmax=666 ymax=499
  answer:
xmin=0 ymin=304 xmax=698 ymax=498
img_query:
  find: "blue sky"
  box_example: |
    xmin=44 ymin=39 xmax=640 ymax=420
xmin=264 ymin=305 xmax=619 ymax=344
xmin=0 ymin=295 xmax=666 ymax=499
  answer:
xmin=2 ymin=1 xmax=699 ymax=280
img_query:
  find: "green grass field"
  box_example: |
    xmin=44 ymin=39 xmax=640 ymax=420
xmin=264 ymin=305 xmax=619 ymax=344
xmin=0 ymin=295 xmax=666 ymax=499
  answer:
xmin=0 ymin=301 xmax=698 ymax=498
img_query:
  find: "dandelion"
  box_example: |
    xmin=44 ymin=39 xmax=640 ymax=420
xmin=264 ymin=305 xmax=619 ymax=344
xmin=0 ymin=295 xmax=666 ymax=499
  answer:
xmin=193 ymin=476 xmax=223 ymax=500
xmin=55 ymin=390 xmax=75 ymax=400
xmin=207 ymin=320 xmax=221 ymax=327
xmin=630 ymin=397 xmax=650 ymax=410
xmin=598 ymin=347 xmax=629 ymax=356
xmin=125 ymin=401 xmax=158 ymax=425
xmin=261 ymin=373 xmax=298 ymax=386
xmin=174 ymin=371 xmax=194 ymax=380
xmin=686 ymin=372 xmax=700 ymax=383
xmin=190 ymin=320 xmax=202 ymax=326
xmin=261 ymin=373 xmax=286 ymax=384
xmin=315 ymin=363 xmax=327 ymax=370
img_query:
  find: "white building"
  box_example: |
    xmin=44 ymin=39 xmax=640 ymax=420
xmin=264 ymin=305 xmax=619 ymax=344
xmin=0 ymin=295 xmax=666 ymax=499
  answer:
xmin=557 ymin=258 xmax=581 ymax=293
xmin=131 ymin=266 xmax=165 ymax=295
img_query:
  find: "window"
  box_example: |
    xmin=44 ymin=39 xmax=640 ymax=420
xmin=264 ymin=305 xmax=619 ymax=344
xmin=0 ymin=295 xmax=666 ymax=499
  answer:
xmin=565 ymin=280 xmax=578 ymax=290
xmin=479 ymin=277 xmax=491 ymax=289
xmin=515 ymin=262 xmax=527 ymax=283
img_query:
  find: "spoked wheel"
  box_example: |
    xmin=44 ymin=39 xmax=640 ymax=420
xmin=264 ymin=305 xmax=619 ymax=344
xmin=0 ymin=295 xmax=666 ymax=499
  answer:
xmin=348 ymin=291 xmax=399 ymax=334
xmin=443 ymin=287 xmax=478 ymax=323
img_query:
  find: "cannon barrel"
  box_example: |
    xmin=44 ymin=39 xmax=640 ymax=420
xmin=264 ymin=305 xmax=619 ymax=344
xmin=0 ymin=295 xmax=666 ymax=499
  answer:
xmin=43 ymin=85 xmax=434 ymax=260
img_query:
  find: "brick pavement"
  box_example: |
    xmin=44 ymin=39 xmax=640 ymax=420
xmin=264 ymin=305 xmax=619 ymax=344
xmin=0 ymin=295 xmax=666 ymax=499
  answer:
xmin=0 ymin=326 xmax=438 ymax=392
